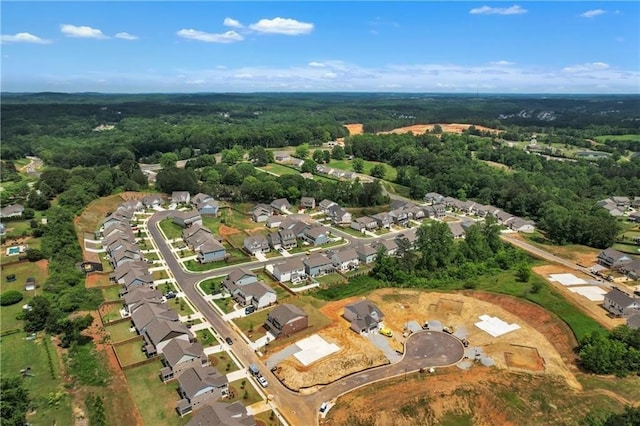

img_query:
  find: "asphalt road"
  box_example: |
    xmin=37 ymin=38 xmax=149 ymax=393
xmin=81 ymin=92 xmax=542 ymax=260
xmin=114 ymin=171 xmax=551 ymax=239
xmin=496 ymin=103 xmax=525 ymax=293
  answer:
xmin=145 ymin=211 xmax=465 ymax=425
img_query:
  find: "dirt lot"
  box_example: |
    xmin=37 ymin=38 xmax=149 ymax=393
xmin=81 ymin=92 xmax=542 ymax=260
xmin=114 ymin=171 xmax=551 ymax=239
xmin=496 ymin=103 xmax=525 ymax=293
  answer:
xmin=344 ymin=123 xmax=364 ymax=136
xmin=531 ymin=264 xmax=625 ymax=330
xmin=378 ymin=123 xmax=502 ymax=135
xmin=273 ymin=289 xmax=579 ymax=392
xmin=219 ymin=224 xmax=241 ymax=237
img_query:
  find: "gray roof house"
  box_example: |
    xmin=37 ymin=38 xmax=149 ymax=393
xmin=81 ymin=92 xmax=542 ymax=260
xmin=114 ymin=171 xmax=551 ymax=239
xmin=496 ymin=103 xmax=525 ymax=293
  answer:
xmin=300 ymin=197 xmax=316 ymax=210
xmin=192 ymin=193 xmax=219 ymax=216
xmin=424 ymin=192 xmax=444 ymax=204
xmin=319 ymin=199 xmax=337 ymax=212
xmin=263 ymin=304 xmax=308 ymax=338
xmin=274 ymin=152 xmax=291 ymax=162
xmin=302 ymin=226 xmax=330 ymax=246
xmin=597 ymin=248 xmax=634 ymax=269
xmin=176 ymin=366 xmax=229 ymax=416
xmin=355 ymin=245 xmax=378 ymax=264
xmin=0 ymin=203 xmax=24 ymax=218
xmin=132 ymin=302 xmax=180 ymax=333
xmin=233 ymin=281 xmax=277 ymax=309
xmin=508 ymin=217 xmax=535 ymax=233
xmin=197 ymin=239 xmax=227 ymax=264
xmin=627 ymin=314 xmax=640 ymax=330
xmin=448 ymin=222 xmax=466 ymax=239
xmin=173 ymin=210 xmax=203 ymax=228
xmin=265 ymin=215 xmax=283 ymax=229
xmin=185 ymin=402 xmax=256 ymax=426
xmin=160 ymin=339 xmax=208 ymax=382
xmin=303 ymin=253 xmax=334 ymax=277
xmin=374 ymin=239 xmax=399 ymax=256
xmin=331 ymin=248 xmax=359 ymax=271
xmin=344 ymin=300 xmax=385 ymax=333
xmin=222 ymin=268 xmax=258 ymax=294
xmin=619 ymin=259 xmax=640 ymax=280
xmin=123 ymin=287 xmax=163 ymax=313
xmin=251 ymin=204 xmax=274 ymax=223
xmin=395 ymin=228 xmax=418 ymax=249
xmin=244 ymin=235 xmax=270 ymax=255
xmin=271 ymin=257 xmax=306 ymax=283
xmin=172 ymin=191 xmax=191 ymax=204
xmin=327 ymin=205 xmax=352 ymax=225
xmin=371 ymin=212 xmax=392 ymax=229
xmin=603 ymin=288 xmax=640 ymax=317
xmin=350 ymin=216 xmax=379 ymax=232
xmin=144 ymin=318 xmax=193 ymax=357
xmin=142 ymin=194 xmax=164 ymax=208
xmin=270 ymin=198 xmax=292 ymax=213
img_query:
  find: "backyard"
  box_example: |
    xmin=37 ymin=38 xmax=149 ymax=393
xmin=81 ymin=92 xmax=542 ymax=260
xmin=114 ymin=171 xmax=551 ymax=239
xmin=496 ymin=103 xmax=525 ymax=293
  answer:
xmin=258 ymin=163 xmax=301 ymax=176
xmin=114 ymin=338 xmax=147 ymax=366
xmin=105 ymin=321 xmax=137 ymax=343
xmin=328 ymin=158 xmax=398 ymax=182
xmin=1 ymin=260 xmax=49 ymax=332
xmin=159 ymin=219 xmax=184 ymax=240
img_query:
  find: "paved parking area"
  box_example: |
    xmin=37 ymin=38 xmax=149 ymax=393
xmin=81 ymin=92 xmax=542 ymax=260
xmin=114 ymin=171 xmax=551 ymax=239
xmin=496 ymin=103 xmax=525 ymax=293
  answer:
xmin=367 ymin=333 xmax=402 ymax=363
xmin=402 ymin=331 xmax=465 ymax=369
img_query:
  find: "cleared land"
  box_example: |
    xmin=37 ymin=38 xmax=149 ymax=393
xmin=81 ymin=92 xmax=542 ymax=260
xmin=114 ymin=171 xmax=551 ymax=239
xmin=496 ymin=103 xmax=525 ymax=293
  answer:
xmin=328 ymin=158 xmax=397 ymax=181
xmin=344 ymin=123 xmax=364 ymax=135
xmin=378 ymin=123 xmax=503 ymax=135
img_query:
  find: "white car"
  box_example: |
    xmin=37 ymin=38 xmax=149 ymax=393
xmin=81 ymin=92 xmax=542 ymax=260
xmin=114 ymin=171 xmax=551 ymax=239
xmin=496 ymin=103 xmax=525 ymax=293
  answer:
xmin=257 ymin=376 xmax=268 ymax=388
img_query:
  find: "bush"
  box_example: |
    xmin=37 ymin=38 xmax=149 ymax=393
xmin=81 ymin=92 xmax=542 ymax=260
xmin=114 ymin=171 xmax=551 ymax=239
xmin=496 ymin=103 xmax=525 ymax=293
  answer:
xmin=0 ymin=290 xmax=24 ymax=306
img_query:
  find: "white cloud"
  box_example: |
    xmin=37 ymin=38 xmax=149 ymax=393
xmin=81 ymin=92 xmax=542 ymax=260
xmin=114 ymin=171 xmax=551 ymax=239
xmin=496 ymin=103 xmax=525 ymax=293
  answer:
xmin=469 ymin=5 xmax=528 ymax=15
xmin=308 ymin=61 xmax=326 ymax=68
xmin=1 ymin=32 xmax=51 ymax=44
xmin=176 ymin=29 xmax=243 ymax=43
xmin=322 ymin=72 xmax=337 ymax=79
xmin=579 ymin=9 xmax=606 ymax=18
xmin=490 ymin=60 xmax=514 ymax=66
xmin=115 ymin=32 xmax=138 ymax=40
xmin=61 ymin=24 xmax=108 ymax=39
xmin=562 ymin=62 xmax=610 ymax=73
xmin=223 ymin=18 xmax=243 ymax=29
xmin=249 ymin=17 xmax=313 ymax=35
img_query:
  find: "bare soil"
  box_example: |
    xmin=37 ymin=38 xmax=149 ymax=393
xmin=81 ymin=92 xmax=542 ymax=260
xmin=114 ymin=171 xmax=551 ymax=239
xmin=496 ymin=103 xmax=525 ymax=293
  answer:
xmin=378 ymin=123 xmax=502 ymax=136
xmin=219 ymin=224 xmax=241 ymax=237
xmin=85 ymin=272 xmax=112 ymax=288
xmin=344 ymin=123 xmax=364 ymax=136
xmin=504 ymin=345 xmax=545 ymax=371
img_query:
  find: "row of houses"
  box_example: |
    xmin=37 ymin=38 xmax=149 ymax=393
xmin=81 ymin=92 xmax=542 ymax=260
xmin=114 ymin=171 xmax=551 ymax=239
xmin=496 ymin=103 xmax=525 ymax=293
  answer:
xmin=244 ymin=220 xmax=331 ymax=256
xmin=273 ymin=152 xmax=304 ymax=168
xmin=350 ymin=199 xmax=443 ymax=233
xmin=596 ymin=196 xmax=640 ymax=217
xmin=102 ymin=203 xmax=145 ymax=270
xmin=315 ymin=165 xmax=357 ymax=180
xmin=170 ymin=191 xmax=220 ymax=215
xmin=250 ymin=197 xmax=316 ymax=223
xmin=597 ymin=248 xmax=640 ymax=281
xmin=183 ymin=224 xmax=227 ymax=264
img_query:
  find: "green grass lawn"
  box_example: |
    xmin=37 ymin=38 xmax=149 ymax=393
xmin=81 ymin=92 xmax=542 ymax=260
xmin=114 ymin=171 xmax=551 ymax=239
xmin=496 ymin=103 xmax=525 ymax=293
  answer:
xmin=328 ymin=158 xmax=398 ymax=181
xmin=114 ymin=338 xmax=147 ymax=366
xmin=612 ymin=242 xmax=640 ymax=255
xmin=167 ymin=297 xmax=194 ymax=316
xmin=156 ymin=282 xmax=177 ymax=294
xmin=213 ymin=297 xmax=235 ymax=314
xmin=226 ymin=378 xmax=263 ymax=405
xmin=259 ymin=163 xmax=301 ymax=176
xmin=124 ymin=361 xmax=189 ymax=426
xmin=101 ymin=285 xmax=122 ymax=301
xmin=254 ymin=410 xmax=284 ymax=426
xmin=233 ymin=309 xmax=270 ymax=341
xmin=102 ymin=306 xmax=123 ymax=323
xmin=594 ymin=134 xmax=640 ymax=142
xmin=105 ymin=321 xmax=136 ymax=343
xmin=198 ymin=277 xmax=224 ymax=295
xmin=144 ymin=251 xmax=160 ymax=261
xmin=0 ymin=333 xmax=73 ymax=426
xmin=0 ymin=261 xmax=49 ymax=331
xmin=159 ymin=219 xmax=184 ymax=240
xmin=153 ymin=270 xmax=170 ymax=281
xmin=256 ymin=270 xmax=278 ymax=285
xmin=201 ymin=215 xmax=222 ymax=234
xmin=209 ymin=351 xmax=240 ymax=375
xmin=195 ymin=328 xmax=218 ymax=346
xmin=315 ymin=273 xmax=347 ymax=286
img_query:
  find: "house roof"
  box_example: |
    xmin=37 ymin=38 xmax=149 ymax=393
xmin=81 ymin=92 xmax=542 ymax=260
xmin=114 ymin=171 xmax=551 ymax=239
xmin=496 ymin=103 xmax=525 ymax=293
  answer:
xmin=132 ymin=302 xmax=178 ymax=330
xmin=395 ymin=228 xmax=418 ymax=243
xmin=448 ymin=222 xmax=465 ymax=237
xmin=123 ymin=287 xmax=163 ymax=306
xmin=605 ymin=287 xmax=638 ymax=308
xmin=183 ymin=223 xmax=211 ymax=239
xmin=333 ymin=248 xmax=358 ymax=263
xmin=240 ymin=281 xmax=275 ymax=299
xmin=274 ymin=257 xmax=305 ymax=274
xmin=355 ymin=216 xmax=377 ymax=225
xmin=267 ymin=304 xmax=307 ymax=325
xmin=355 ymin=245 xmax=378 ymax=256
xmin=145 ymin=318 xmax=192 ymax=346
xmin=319 ymin=199 xmax=337 ymax=209
xmin=172 ymin=191 xmax=191 ymax=202
xmin=142 ymin=194 xmax=164 ymax=205
xmin=376 ymin=239 xmax=399 ymax=251
xmin=251 ymin=203 xmax=273 ymax=216
xmin=163 ymin=339 xmax=205 ymax=368
xmin=345 ymin=300 xmax=384 ymax=327
xmin=113 ymin=260 xmax=149 ymax=280
xmin=300 ymin=197 xmax=315 ymax=206
xmin=244 ymin=235 xmax=269 ymax=247
xmin=179 ymin=366 xmax=228 ymax=400
xmin=627 ymin=314 xmax=640 ymax=330
xmin=174 ymin=210 xmax=201 ymax=221
xmin=304 ymin=252 xmax=332 ymax=268
xmin=509 ymin=217 xmax=535 ymax=230
xmin=304 ymin=226 xmax=328 ymax=239
xmin=1 ymin=204 xmax=24 ymax=216
xmin=199 ymin=239 xmax=225 ymax=254
xmin=271 ymin=198 xmax=291 ymax=209
xmin=186 ymin=402 xmax=256 ymax=426
xmin=599 ymin=248 xmax=632 ymax=264
xmin=225 ymin=268 xmax=257 ymax=284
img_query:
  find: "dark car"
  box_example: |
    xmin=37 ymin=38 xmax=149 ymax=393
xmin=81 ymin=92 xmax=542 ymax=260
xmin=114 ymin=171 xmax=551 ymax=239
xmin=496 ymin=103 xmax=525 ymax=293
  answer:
xmin=165 ymin=292 xmax=177 ymax=299
xmin=225 ymin=337 xmax=233 ymax=345
xmin=245 ymin=305 xmax=256 ymax=315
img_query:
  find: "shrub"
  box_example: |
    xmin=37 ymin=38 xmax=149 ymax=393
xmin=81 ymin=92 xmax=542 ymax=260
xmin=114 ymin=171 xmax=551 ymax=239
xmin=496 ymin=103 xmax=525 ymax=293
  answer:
xmin=0 ymin=290 xmax=24 ymax=306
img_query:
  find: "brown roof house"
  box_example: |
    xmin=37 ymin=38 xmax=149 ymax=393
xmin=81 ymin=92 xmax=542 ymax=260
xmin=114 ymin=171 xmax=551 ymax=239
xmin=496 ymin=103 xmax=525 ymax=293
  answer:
xmin=176 ymin=366 xmax=229 ymax=416
xmin=186 ymin=401 xmax=256 ymax=426
xmin=263 ymin=304 xmax=308 ymax=338
xmin=160 ymin=339 xmax=208 ymax=382
xmin=344 ymin=300 xmax=384 ymax=334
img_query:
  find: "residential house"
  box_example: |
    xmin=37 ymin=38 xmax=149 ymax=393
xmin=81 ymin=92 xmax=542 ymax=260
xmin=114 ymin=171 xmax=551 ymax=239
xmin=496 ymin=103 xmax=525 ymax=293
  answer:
xmin=192 ymin=193 xmax=219 ymax=216
xmin=243 ymin=235 xmax=270 ymax=255
xmin=374 ymin=239 xmax=399 ymax=256
xmin=350 ymin=216 xmax=379 ymax=233
xmin=597 ymin=248 xmax=634 ymax=269
xmin=344 ymin=300 xmax=385 ymax=334
xmin=424 ymin=192 xmax=444 ymax=205
xmin=271 ymin=258 xmax=306 ymax=283
xmin=263 ymin=304 xmax=308 ymax=338
xmin=318 ymin=199 xmax=337 ymax=213
xmin=300 ymin=172 xmax=314 ymax=180
xmin=289 ymin=158 xmax=304 ymax=168
xmin=300 ymin=197 xmax=316 ymax=210
xmin=619 ymin=259 xmax=640 ymax=280
xmin=627 ymin=314 xmax=640 ymax=330
xmin=274 ymin=152 xmax=291 ymax=162
xmin=371 ymin=212 xmax=392 ymax=229
xmin=431 ymin=204 xmax=446 ymax=218
xmin=407 ymin=205 xmax=425 ymax=220
xmin=327 ymin=205 xmax=352 ymax=225
xmin=132 ymin=302 xmax=179 ymax=333
xmin=250 ymin=204 xmax=273 ymax=223
xmin=233 ymin=281 xmax=276 ymax=309
xmin=271 ymin=198 xmax=292 ymax=213
xmin=459 ymin=201 xmax=477 ymax=215
xmin=123 ymin=287 xmax=164 ymax=314
xmin=142 ymin=194 xmax=164 ymax=209
xmin=331 ymin=248 xmax=359 ymax=271
xmin=612 ymin=196 xmax=631 ymax=208
xmin=173 ymin=210 xmax=202 ymax=228
xmin=265 ymin=215 xmax=283 ymax=229
xmin=102 ymin=221 xmax=134 ymax=239
xmin=600 ymin=202 xmax=625 ymax=217
xmin=119 ymin=268 xmax=153 ymax=294
xmin=388 ymin=208 xmax=409 ymax=226
xmin=113 ymin=260 xmax=150 ymax=284
xmin=176 ymin=366 xmax=229 ymax=416
xmin=268 ymin=229 xmax=297 ymax=250
xmin=302 ymin=226 xmax=330 ymax=246
xmin=102 ymin=212 xmax=131 ymax=230
xmin=603 ymin=288 xmax=640 ymax=317
xmin=0 ymin=204 xmax=24 ymax=218
xmin=172 ymin=191 xmax=191 ymax=205
xmin=118 ymin=199 xmax=144 ymax=214
xmin=144 ymin=318 xmax=193 ymax=357
xmin=628 ymin=212 xmax=640 ymax=223
xmin=110 ymin=244 xmax=142 ymax=268
xmin=303 ymin=253 xmax=334 ymax=277
xmin=495 ymin=210 xmax=515 ymax=224
xmin=185 ymin=402 xmax=256 ymax=426
xmin=182 ymin=224 xmax=212 ymax=247
xmin=355 ymin=245 xmax=378 ymax=264
xmin=160 ymin=340 xmax=208 ymax=382
xmin=197 ymin=240 xmax=227 ymax=264
xmin=221 ymin=268 xmax=258 ymax=294
xmin=508 ymin=217 xmax=535 ymax=233
xmin=395 ymin=228 xmax=418 ymax=249
xmin=633 ymin=197 xmax=640 ymax=208
xmin=448 ymin=222 xmax=466 ymax=239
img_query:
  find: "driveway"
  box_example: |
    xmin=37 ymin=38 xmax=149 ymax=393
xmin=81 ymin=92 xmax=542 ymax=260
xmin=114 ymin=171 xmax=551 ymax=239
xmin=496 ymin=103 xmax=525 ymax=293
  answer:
xmin=366 ymin=333 xmax=402 ymax=363
xmin=255 ymin=252 xmax=268 ymax=262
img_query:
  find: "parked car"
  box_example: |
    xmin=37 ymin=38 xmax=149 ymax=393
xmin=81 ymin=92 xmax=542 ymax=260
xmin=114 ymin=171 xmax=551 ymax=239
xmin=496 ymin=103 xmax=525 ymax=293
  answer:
xmin=165 ymin=292 xmax=177 ymax=299
xmin=320 ymin=402 xmax=328 ymax=413
xmin=257 ymin=376 xmax=268 ymax=388
xmin=225 ymin=337 xmax=233 ymax=345
xmin=245 ymin=305 xmax=256 ymax=315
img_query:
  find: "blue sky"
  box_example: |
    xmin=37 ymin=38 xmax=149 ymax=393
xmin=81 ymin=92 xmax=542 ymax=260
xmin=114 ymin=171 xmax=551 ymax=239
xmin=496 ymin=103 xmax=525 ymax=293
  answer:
xmin=2 ymin=1 xmax=639 ymax=93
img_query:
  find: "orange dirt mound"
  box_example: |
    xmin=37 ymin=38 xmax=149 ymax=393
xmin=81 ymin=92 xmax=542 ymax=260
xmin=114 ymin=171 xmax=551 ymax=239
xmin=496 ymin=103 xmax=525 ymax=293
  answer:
xmin=218 ymin=225 xmax=240 ymax=237
xmin=379 ymin=123 xmax=502 ymax=135
xmin=344 ymin=123 xmax=364 ymax=136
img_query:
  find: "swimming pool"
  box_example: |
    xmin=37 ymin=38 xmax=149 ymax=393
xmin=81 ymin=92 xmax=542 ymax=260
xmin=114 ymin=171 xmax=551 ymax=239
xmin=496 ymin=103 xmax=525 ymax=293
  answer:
xmin=6 ymin=246 xmax=20 ymax=255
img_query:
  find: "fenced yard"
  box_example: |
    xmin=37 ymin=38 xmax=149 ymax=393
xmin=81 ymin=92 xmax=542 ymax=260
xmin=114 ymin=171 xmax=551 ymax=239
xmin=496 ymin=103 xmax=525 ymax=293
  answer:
xmin=114 ymin=338 xmax=147 ymax=366
xmin=106 ymin=321 xmax=136 ymax=343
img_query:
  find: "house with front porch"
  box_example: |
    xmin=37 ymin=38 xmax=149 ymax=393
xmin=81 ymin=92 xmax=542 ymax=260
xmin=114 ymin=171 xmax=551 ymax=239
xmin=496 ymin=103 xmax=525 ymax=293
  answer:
xmin=303 ymin=253 xmax=334 ymax=277
xmin=143 ymin=318 xmax=194 ymax=357
xmin=173 ymin=210 xmax=203 ymax=228
xmin=142 ymin=194 xmax=164 ymax=209
xmin=302 ymin=226 xmax=330 ymax=246
xmin=356 ymin=245 xmax=378 ymax=264
xmin=192 ymin=193 xmax=219 ymax=215
xmin=186 ymin=402 xmax=256 ymax=426
xmin=221 ymin=268 xmax=258 ymax=294
xmin=271 ymin=258 xmax=306 ymax=283
xmin=271 ymin=198 xmax=292 ymax=213
xmin=263 ymin=304 xmax=308 ymax=338
xmin=244 ymin=235 xmax=270 ymax=255
xmin=160 ymin=340 xmax=208 ymax=382
xmin=597 ymin=248 xmax=634 ymax=269
xmin=351 ymin=216 xmax=379 ymax=233
xmin=233 ymin=281 xmax=277 ymax=309
xmin=197 ymin=240 xmax=227 ymax=263
xmin=300 ymin=197 xmax=316 ymax=210
xmin=331 ymin=248 xmax=359 ymax=271
xmin=171 ymin=191 xmax=191 ymax=205
xmin=176 ymin=366 xmax=229 ymax=416
xmin=327 ymin=205 xmax=352 ymax=225
xmin=371 ymin=212 xmax=392 ymax=229
xmin=250 ymin=204 xmax=273 ymax=223
xmin=344 ymin=300 xmax=385 ymax=334
xmin=603 ymin=287 xmax=640 ymax=317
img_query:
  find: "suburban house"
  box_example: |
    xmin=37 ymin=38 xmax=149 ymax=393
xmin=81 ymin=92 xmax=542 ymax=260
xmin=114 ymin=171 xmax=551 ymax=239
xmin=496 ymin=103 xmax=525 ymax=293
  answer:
xmin=271 ymin=198 xmax=292 ymax=213
xmin=112 ymin=260 xmax=150 ymax=284
xmin=619 ymin=259 xmax=640 ymax=280
xmin=627 ymin=314 xmax=640 ymax=330
xmin=351 ymin=216 xmax=379 ymax=233
xmin=495 ymin=210 xmax=515 ymax=225
xmin=388 ymin=208 xmax=409 ymax=226
xmin=102 ymin=212 xmax=131 ymax=230
xmin=603 ymin=287 xmax=640 ymax=317
xmin=265 ymin=216 xmax=283 ymax=229
xmin=431 ymin=204 xmax=447 ymax=218
xmin=374 ymin=239 xmax=399 ymax=256
xmin=176 ymin=366 xmax=229 ymax=416
xmin=300 ymin=197 xmax=316 ymax=210
xmin=118 ymin=199 xmax=144 ymax=214
xmin=132 ymin=302 xmax=180 ymax=333
xmin=508 ymin=217 xmax=535 ymax=233
xmin=327 ymin=205 xmax=352 ymax=225
xmin=448 ymin=222 xmax=466 ymax=239
xmin=173 ymin=210 xmax=203 ymax=228
xmin=118 ymin=268 xmax=153 ymax=294
xmin=331 ymin=248 xmax=360 ymax=271
xmin=182 ymin=224 xmax=212 ymax=246
xmin=300 ymin=172 xmax=314 ymax=180
xmin=274 ymin=152 xmax=291 ymax=162
xmin=221 ymin=268 xmax=258 ymax=294
xmin=197 ymin=240 xmax=227 ymax=264
xmin=142 ymin=194 xmax=164 ymax=209
xmin=185 ymin=402 xmax=256 ymax=426
xmin=303 ymin=253 xmax=334 ymax=277
xmin=629 ymin=212 xmax=640 ymax=223
xmin=267 ymin=229 xmax=297 ymax=250
xmin=160 ymin=340 xmax=208 ymax=382
xmin=318 ymin=199 xmax=337 ymax=213
xmin=395 ymin=228 xmax=418 ymax=249
xmin=371 ymin=212 xmax=392 ymax=229
xmin=263 ymin=304 xmax=308 ymax=338
xmin=271 ymin=258 xmax=306 ymax=283
xmin=355 ymin=245 xmax=378 ymax=264
xmin=103 ymin=221 xmax=134 ymax=239
xmin=110 ymin=245 xmax=142 ymax=268
xmin=344 ymin=300 xmax=385 ymax=334
xmin=250 ymin=204 xmax=274 ymax=223
xmin=172 ymin=191 xmax=191 ymax=205
xmin=143 ymin=318 xmax=194 ymax=357
xmin=233 ymin=281 xmax=277 ymax=309
xmin=302 ymin=226 xmax=330 ymax=246
xmin=123 ymin=287 xmax=164 ymax=314
xmin=424 ymin=192 xmax=444 ymax=205
xmin=244 ymin=235 xmax=270 ymax=255
xmin=597 ymin=248 xmax=634 ymax=269
xmin=0 ymin=203 xmax=24 ymax=218
xmin=192 ymin=193 xmax=219 ymax=216
xmin=600 ymin=202 xmax=625 ymax=217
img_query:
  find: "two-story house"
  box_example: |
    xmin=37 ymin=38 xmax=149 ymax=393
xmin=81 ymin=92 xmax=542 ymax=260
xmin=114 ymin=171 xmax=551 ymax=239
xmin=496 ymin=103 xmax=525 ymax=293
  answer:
xmin=244 ymin=235 xmax=270 ymax=255
xmin=176 ymin=366 xmax=229 ymax=416
xmin=263 ymin=304 xmax=308 ymax=338
xmin=271 ymin=257 xmax=306 ymax=283
xmin=160 ymin=340 xmax=208 ymax=382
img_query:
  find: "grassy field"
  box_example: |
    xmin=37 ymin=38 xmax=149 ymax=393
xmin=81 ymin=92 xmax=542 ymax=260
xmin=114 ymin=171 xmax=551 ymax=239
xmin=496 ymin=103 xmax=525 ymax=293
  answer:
xmin=195 ymin=328 xmax=217 ymax=346
xmin=594 ymin=134 xmax=640 ymax=142
xmin=114 ymin=339 xmax=147 ymax=366
xmin=106 ymin=321 xmax=136 ymax=343
xmin=101 ymin=285 xmax=122 ymax=301
xmin=0 ymin=261 xmax=48 ymax=332
xmin=198 ymin=277 xmax=224 ymax=295
xmin=209 ymin=351 xmax=240 ymax=375
xmin=0 ymin=333 xmax=74 ymax=426
xmin=328 ymin=158 xmax=398 ymax=181
xmin=75 ymin=193 xmax=126 ymax=234
xmin=226 ymin=378 xmax=263 ymax=405
xmin=167 ymin=297 xmax=194 ymax=316
xmin=612 ymin=242 xmax=640 ymax=255
xmin=234 ymin=308 xmax=270 ymax=341
xmin=213 ymin=297 xmax=235 ymax=314
xmin=124 ymin=361 xmax=189 ymax=426
xmin=159 ymin=219 xmax=184 ymax=240
xmin=316 ymin=272 xmax=347 ymax=286
xmin=259 ymin=163 xmax=301 ymax=176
